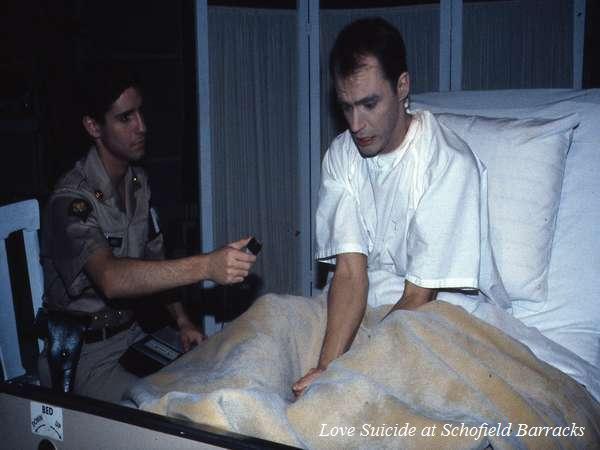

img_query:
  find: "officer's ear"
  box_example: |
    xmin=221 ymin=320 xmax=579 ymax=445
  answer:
xmin=82 ymin=115 xmax=102 ymax=140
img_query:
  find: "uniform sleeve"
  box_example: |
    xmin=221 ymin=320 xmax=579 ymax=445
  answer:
xmin=405 ymin=152 xmax=481 ymax=289
xmin=315 ymin=142 xmax=369 ymax=263
xmin=47 ymin=194 xmax=110 ymax=294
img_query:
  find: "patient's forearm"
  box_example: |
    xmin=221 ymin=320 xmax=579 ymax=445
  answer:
xmin=383 ymin=280 xmax=437 ymax=320
xmin=317 ymin=255 xmax=368 ymax=369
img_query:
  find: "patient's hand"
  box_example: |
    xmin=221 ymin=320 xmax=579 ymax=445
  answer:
xmin=292 ymin=367 xmax=325 ymax=398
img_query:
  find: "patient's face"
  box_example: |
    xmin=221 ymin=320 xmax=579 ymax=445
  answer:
xmin=335 ymin=54 xmax=410 ymax=157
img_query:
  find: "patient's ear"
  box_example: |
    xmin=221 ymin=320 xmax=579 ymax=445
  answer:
xmin=396 ymin=72 xmax=410 ymax=101
xmin=82 ymin=116 xmax=101 ymax=139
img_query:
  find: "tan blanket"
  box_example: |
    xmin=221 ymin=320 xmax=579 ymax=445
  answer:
xmin=127 ymin=295 xmax=600 ymax=449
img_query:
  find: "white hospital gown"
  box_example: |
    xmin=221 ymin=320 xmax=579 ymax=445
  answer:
xmin=315 ymin=110 xmax=510 ymax=311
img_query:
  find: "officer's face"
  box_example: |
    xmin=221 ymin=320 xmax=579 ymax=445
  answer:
xmin=97 ymin=86 xmax=147 ymax=163
xmin=335 ymin=55 xmax=410 ymax=157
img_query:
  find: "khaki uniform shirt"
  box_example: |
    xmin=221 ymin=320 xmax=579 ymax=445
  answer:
xmin=41 ymin=147 xmax=164 ymax=327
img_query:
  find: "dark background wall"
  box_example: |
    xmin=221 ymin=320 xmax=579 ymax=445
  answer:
xmin=1 ymin=0 xmax=199 ymax=259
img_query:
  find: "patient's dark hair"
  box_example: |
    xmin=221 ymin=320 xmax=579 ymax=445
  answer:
xmin=79 ymin=62 xmax=142 ymax=123
xmin=330 ymin=17 xmax=408 ymax=89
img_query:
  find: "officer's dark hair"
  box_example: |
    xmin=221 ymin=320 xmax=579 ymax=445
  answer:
xmin=79 ymin=61 xmax=142 ymax=123
xmin=329 ymin=17 xmax=408 ymax=90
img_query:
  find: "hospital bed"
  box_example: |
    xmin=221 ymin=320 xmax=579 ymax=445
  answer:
xmin=2 ymin=89 xmax=600 ymax=449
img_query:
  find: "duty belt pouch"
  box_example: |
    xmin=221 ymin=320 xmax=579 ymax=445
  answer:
xmin=118 ymin=326 xmax=183 ymax=377
xmin=36 ymin=308 xmax=91 ymax=393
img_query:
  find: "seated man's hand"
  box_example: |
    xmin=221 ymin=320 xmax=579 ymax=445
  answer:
xmin=292 ymin=367 xmax=325 ymax=398
xmin=207 ymin=237 xmax=257 ymax=285
xmin=178 ymin=319 xmax=205 ymax=352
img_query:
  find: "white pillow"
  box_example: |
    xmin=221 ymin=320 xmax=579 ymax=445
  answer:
xmin=435 ymin=113 xmax=579 ymax=305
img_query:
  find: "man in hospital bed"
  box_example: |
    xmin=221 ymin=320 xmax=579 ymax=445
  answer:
xmin=129 ymin=18 xmax=599 ymax=448
xmin=292 ymin=17 xmax=508 ymax=397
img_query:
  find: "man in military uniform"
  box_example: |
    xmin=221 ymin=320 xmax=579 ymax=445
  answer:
xmin=39 ymin=64 xmax=257 ymax=402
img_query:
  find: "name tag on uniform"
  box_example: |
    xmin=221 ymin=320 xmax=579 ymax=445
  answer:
xmin=107 ymin=236 xmax=123 ymax=248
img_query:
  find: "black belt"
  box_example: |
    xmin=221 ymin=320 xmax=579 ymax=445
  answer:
xmin=84 ymin=320 xmax=134 ymax=344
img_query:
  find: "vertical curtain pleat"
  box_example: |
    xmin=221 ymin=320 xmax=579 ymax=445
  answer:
xmin=208 ymin=7 xmax=298 ymax=296
xmin=463 ymin=0 xmax=573 ymax=90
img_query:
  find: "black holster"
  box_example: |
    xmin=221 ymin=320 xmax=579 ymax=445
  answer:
xmin=35 ymin=308 xmax=91 ymax=393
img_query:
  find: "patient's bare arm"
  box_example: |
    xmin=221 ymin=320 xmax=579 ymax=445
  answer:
xmin=382 ymin=280 xmax=437 ymax=320
xmin=84 ymin=237 xmax=256 ymax=300
xmin=292 ymin=252 xmax=368 ymax=397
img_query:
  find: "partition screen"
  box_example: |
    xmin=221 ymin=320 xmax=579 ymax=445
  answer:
xmin=462 ymin=0 xmax=574 ymax=90
xmin=207 ymin=6 xmax=300 ymax=300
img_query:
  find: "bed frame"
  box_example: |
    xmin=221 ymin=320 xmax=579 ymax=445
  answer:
xmin=0 ymin=381 xmax=299 ymax=449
